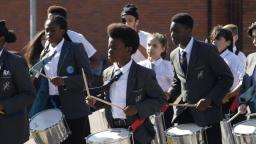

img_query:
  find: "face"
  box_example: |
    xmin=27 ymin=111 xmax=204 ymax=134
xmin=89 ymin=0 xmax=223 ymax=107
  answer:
xmin=44 ymin=19 xmax=65 ymax=44
xmin=121 ymin=15 xmax=138 ymax=30
xmin=147 ymin=37 xmax=165 ymax=60
xmin=252 ymin=29 xmax=256 ymax=47
xmin=170 ymin=22 xmax=190 ymax=46
xmin=108 ymin=37 xmax=132 ymax=63
xmin=211 ymin=36 xmax=230 ymax=52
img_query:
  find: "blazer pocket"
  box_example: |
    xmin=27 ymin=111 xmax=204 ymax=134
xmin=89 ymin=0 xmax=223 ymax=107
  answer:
xmin=194 ymin=65 xmax=205 ymax=70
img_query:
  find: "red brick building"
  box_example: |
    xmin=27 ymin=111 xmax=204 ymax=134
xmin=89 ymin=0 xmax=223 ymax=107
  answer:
xmin=0 ymin=0 xmax=255 ymax=58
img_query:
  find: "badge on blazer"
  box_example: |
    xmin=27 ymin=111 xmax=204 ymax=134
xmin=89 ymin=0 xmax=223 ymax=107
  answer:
xmin=135 ymin=95 xmax=142 ymax=103
xmin=3 ymin=70 xmax=11 ymax=76
xmin=3 ymin=81 xmax=10 ymax=91
xmin=66 ymin=66 xmax=74 ymax=74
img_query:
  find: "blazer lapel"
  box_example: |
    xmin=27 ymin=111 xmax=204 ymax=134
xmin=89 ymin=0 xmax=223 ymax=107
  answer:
xmin=0 ymin=49 xmax=7 ymax=71
xmin=57 ymin=40 xmax=69 ymax=75
xmin=104 ymin=65 xmax=115 ymax=101
xmin=186 ymin=40 xmax=199 ymax=78
xmin=174 ymin=49 xmax=186 ymax=77
xmin=126 ymin=61 xmax=136 ymax=103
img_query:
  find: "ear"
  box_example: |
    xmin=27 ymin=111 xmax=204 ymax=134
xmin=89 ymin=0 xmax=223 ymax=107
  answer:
xmin=135 ymin=19 xmax=139 ymax=28
xmin=226 ymin=40 xmax=231 ymax=47
xmin=126 ymin=46 xmax=133 ymax=55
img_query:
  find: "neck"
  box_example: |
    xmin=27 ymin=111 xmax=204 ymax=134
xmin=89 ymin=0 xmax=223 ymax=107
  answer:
xmin=51 ymin=38 xmax=62 ymax=47
xmin=148 ymin=56 xmax=161 ymax=62
xmin=179 ymin=36 xmax=191 ymax=49
xmin=116 ymin=58 xmax=131 ymax=68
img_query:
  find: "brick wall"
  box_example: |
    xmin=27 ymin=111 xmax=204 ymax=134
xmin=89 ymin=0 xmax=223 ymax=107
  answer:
xmin=0 ymin=0 xmax=255 ymax=57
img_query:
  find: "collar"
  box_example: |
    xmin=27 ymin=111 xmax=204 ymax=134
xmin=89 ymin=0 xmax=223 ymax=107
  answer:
xmin=220 ymin=49 xmax=230 ymax=58
xmin=49 ymin=38 xmax=64 ymax=53
xmin=179 ymin=37 xmax=194 ymax=55
xmin=113 ymin=59 xmax=133 ymax=74
xmin=151 ymin=57 xmax=163 ymax=67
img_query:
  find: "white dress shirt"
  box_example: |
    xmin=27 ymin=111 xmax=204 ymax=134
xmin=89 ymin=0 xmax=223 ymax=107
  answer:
xmin=233 ymin=46 xmax=247 ymax=74
xmin=45 ymin=30 xmax=96 ymax=58
xmin=109 ymin=60 xmax=132 ymax=119
xmin=131 ymin=30 xmax=151 ymax=63
xmin=179 ymin=37 xmax=194 ymax=65
xmin=139 ymin=58 xmax=174 ymax=91
xmin=220 ymin=49 xmax=243 ymax=91
xmin=67 ymin=30 xmax=96 ymax=58
xmin=44 ymin=38 xmax=64 ymax=95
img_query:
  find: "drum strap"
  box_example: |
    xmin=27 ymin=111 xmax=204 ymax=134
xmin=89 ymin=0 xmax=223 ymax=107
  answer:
xmin=129 ymin=119 xmax=145 ymax=132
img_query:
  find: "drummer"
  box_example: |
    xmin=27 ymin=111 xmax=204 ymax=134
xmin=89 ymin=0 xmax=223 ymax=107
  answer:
xmin=31 ymin=15 xmax=92 ymax=144
xmin=0 ymin=20 xmax=35 ymax=143
xmin=168 ymin=13 xmax=233 ymax=144
xmin=87 ymin=23 xmax=166 ymax=144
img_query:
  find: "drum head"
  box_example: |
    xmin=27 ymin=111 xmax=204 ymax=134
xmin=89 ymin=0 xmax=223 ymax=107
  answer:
xmin=166 ymin=123 xmax=203 ymax=136
xmin=30 ymin=109 xmax=63 ymax=131
xmin=86 ymin=128 xmax=130 ymax=143
xmin=233 ymin=119 xmax=256 ymax=135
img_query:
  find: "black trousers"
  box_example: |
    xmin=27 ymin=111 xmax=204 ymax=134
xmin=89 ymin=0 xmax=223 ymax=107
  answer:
xmin=174 ymin=108 xmax=222 ymax=144
xmin=61 ymin=116 xmax=91 ymax=144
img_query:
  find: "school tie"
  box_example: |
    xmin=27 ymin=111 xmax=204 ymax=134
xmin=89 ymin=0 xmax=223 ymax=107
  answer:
xmin=150 ymin=63 xmax=155 ymax=71
xmin=180 ymin=51 xmax=187 ymax=74
xmin=29 ymin=50 xmax=57 ymax=77
xmin=89 ymin=70 xmax=123 ymax=96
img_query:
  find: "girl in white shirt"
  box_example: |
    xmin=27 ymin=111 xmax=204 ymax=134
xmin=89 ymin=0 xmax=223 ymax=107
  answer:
xmin=139 ymin=33 xmax=174 ymax=129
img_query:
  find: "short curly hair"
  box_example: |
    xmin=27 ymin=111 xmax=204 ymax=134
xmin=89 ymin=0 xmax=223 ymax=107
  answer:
xmin=47 ymin=5 xmax=67 ymax=19
xmin=248 ymin=21 xmax=256 ymax=37
xmin=107 ymin=23 xmax=139 ymax=54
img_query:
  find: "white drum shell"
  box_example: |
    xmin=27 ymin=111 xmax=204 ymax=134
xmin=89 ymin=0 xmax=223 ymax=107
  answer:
xmin=86 ymin=128 xmax=131 ymax=144
xmin=30 ymin=109 xmax=70 ymax=144
xmin=233 ymin=119 xmax=256 ymax=144
xmin=166 ymin=123 xmax=205 ymax=144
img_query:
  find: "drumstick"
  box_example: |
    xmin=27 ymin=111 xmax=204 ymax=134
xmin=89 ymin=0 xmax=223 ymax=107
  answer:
xmin=87 ymin=95 xmax=125 ymax=110
xmin=30 ymin=67 xmax=51 ymax=80
xmin=0 ymin=111 xmax=5 ymax=115
xmin=81 ymin=68 xmax=124 ymax=111
xmin=228 ymin=112 xmax=240 ymax=123
xmin=82 ymin=68 xmax=91 ymax=97
xmin=246 ymin=113 xmax=256 ymax=117
xmin=169 ymin=103 xmax=197 ymax=107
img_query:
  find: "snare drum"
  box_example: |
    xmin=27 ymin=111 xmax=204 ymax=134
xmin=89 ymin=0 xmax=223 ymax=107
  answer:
xmin=233 ymin=119 xmax=256 ymax=144
xmin=166 ymin=123 xmax=205 ymax=144
xmin=85 ymin=128 xmax=132 ymax=144
xmin=29 ymin=109 xmax=70 ymax=144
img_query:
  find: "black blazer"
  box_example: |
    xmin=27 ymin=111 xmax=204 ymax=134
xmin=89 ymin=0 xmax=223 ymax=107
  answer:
xmin=97 ymin=61 xmax=166 ymax=144
xmin=0 ymin=49 xmax=35 ymax=143
xmin=169 ymin=39 xmax=233 ymax=126
xmin=36 ymin=40 xmax=92 ymax=119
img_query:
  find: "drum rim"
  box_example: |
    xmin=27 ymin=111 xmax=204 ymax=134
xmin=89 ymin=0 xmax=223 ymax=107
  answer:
xmin=166 ymin=129 xmax=203 ymax=137
xmin=85 ymin=128 xmax=132 ymax=143
xmin=166 ymin=123 xmax=205 ymax=137
xmin=29 ymin=108 xmax=65 ymax=132
xmin=232 ymin=119 xmax=256 ymax=136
